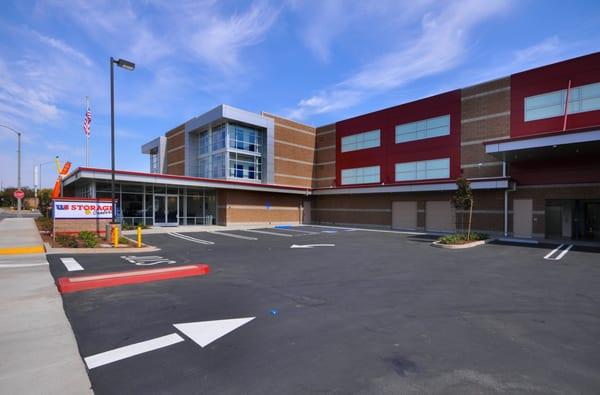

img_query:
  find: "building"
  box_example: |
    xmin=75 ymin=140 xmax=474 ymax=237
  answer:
xmin=64 ymin=52 xmax=600 ymax=241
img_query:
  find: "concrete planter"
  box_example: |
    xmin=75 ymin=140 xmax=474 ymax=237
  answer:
xmin=431 ymin=239 xmax=492 ymax=249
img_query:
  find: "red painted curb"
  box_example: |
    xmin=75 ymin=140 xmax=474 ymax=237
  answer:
xmin=57 ymin=264 xmax=210 ymax=294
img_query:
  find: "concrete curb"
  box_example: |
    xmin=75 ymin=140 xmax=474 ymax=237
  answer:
xmin=431 ymin=238 xmax=494 ymax=249
xmin=57 ymin=264 xmax=210 ymax=293
xmin=45 ymin=242 xmax=160 ymax=255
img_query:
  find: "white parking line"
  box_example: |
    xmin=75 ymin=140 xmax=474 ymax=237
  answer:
xmin=60 ymin=257 xmax=84 ymax=271
xmin=543 ymin=244 xmax=573 ymax=261
xmin=209 ymin=231 xmax=257 ymax=240
xmin=241 ymin=229 xmax=293 ymax=237
xmin=169 ymin=232 xmax=215 ymax=245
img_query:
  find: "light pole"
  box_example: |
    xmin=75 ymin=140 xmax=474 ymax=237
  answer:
xmin=0 ymin=124 xmax=22 ymax=216
xmin=110 ymin=57 xmax=135 ymax=223
xmin=35 ymin=157 xmax=58 ymax=197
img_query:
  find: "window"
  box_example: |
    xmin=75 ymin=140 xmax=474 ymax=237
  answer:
xmin=395 ymin=158 xmax=450 ymax=182
xmin=211 ymin=124 xmax=226 ymax=151
xmin=229 ymin=153 xmax=262 ymax=180
xmin=198 ymin=130 xmax=209 ymax=155
xmin=198 ymin=157 xmax=210 ymax=178
xmin=228 ymin=124 xmax=263 ymax=153
xmin=525 ymin=82 xmax=600 ymax=121
xmin=341 ymin=130 xmax=380 ymax=152
xmin=211 ymin=153 xmax=225 ymax=178
xmin=341 ymin=166 xmax=380 ymax=185
xmin=149 ymin=148 xmax=160 ymax=173
xmin=395 ymin=115 xmax=450 ymax=144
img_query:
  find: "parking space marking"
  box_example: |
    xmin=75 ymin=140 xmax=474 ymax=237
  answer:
xmin=169 ymin=232 xmax=215 ymax=245
xmin=60 ymin=257 xmax=84 ymax=271
xmin=209 ymin=231 xmax=258 ymax=240
xmin=240 ymin=229 xmax=293 ymax=237
xmin=544 ymin=244 xmax=573 ymax=261
xmin=121 ymin=255 xmax=176 ymax=266
xmin=85 ymin=333 xmax=185 ymax=369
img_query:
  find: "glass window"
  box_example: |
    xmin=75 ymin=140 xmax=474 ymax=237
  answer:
xmin=212 ymin=153 xmax=225 ymax=178
xmin=340 ymin=166 xmax=380 ymax=185
xmin=198 ymin=157 xmax=210 ymax=178
xmin=228 ymin=124 xmax=263 ymax=153
xmin=149 ymin=148 xmax=160 ymax=173
xmin=395 ymin=115 xmax=450 ymax=144
xmin=212 ymin=124 xmax=226 ymax=151
xmin=198 ymin=130 xmax=210 ymax=155
xmin=341 ymin=130 xmax=380 ymax=152
xmin=525 ymin=82 xmax=600 ymax=121
xmin=229 ymin=153 xmax=262 ymax=180
xmin=395 ymin=158 xmax=450 ymax=181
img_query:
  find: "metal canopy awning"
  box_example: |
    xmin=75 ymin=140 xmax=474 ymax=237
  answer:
xmin=485 ymin=129 xmax=600 ymax=162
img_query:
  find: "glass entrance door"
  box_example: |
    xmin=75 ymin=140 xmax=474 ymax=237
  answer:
xmin=154 ymin=195 xmax=178 ymax=226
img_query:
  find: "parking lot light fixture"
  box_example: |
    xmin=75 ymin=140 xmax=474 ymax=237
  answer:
xmin=110 ymin=57 xmax=135 ymax=223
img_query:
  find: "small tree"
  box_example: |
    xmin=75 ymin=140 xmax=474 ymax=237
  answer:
xmin=452 ymin=178 xmax=474 ymax=240
xmin=38 ymin=189 xmax=53 ymax=218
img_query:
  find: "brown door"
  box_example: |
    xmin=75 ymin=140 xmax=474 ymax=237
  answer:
xmin=425 ymin=201 xmax=455 ymax=232
xmin=513 ymin=199 xmax=533 ymax=238
xmin=392 ymin=201 xmax=417 ymax=230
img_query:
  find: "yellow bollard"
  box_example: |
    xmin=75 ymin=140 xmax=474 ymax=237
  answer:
xmin=137 ymin=226 xmax=142 ymax=248
xmin=113 ymin=225 xmax=120 ymax=248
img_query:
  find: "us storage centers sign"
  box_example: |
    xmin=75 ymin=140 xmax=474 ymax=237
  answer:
xmin=53 ymin=200 xmax=113 ymax=219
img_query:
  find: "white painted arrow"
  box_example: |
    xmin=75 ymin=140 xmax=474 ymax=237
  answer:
xmin=290 ymin=244 xmax=335 ymax=249
xmin=84 ymin=317 xmax=255 ymax=369
xmin=174 ymin=317 xmax=255 ymax=347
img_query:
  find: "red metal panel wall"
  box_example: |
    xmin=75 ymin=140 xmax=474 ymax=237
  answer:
xmin=511 ymin=52 xmax=600 ymax=138
xmin=511 ymin=155 xmax=600 ymax=185
xmin=334 ymin=90 xmax=461 ymax=186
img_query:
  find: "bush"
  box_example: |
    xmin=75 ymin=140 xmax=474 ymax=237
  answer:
xmin=56 ymin=234 xmax=79 ymax=248
xmin=118 ymin=236 xmax=130 ymax=245
xmin=36 ymin=217 xmax=53 ymax=232
xmin=79 ymin=231 xmax=98 ymax=248
xmin=438 ymin=232 xmax=488 ymax=245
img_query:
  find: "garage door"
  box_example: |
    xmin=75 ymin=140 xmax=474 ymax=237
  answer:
xmin=392 ymin=201 xmax=417 ymax=230
xmin=425 ymin=201 xmax=455 ymax=232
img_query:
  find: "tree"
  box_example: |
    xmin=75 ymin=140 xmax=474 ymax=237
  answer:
xmin=452 ymin=178 xmax=474 ymax=240
xmin=38 ymin=189 xmax=53 ymax=217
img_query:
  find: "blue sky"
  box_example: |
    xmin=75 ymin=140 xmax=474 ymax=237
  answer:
xmin=1 ymin=0 xmax=599 ymax=188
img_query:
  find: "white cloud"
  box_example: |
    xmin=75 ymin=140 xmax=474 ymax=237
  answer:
xmin=288 ymin=0 xmax=510 ymax=119
xmin=30 ymin=29 xmax=93 ymax=67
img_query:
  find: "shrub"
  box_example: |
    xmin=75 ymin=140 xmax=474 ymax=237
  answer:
xmin=118 ymin=236 xmax=130 ymax=245
xmin=438 ymin=232 xmax=488 ymax=245
xmin=79 ymin=231 xmax=98 ymax=248
xmin=56 ymin=234 xmax=79 ymax=248
xmin=36 ymin=217 xmax=53 ymax=232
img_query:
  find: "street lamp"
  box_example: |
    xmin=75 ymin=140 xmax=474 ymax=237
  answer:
xmin=34 ymin=157 xmax=59 ymax=197
xmin=110 ymin=57 xmax=135 ymax=223
xmin=0 ymin=124 xmax=22 ymax=216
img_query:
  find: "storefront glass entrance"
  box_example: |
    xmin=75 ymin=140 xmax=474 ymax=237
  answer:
xmin=154 ymin=195 xmax=178 ymax=226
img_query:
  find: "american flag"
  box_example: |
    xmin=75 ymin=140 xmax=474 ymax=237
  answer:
xmin=83 ymin=106 xmax=92 ymax=136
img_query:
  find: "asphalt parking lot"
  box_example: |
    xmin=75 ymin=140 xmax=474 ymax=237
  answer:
xmin=47 ymin=225 xmax=600 ymax=394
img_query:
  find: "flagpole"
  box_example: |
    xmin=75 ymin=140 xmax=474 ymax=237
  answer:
xmin=85 ymin=96 xmax=89 ymax=166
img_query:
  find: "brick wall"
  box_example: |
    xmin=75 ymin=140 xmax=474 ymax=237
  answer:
xmin=263 ymin=113 xmax=316 ymax=188
xmin=54 ymin=218 xmax=112 ymax=235
xmin=219 ymin=189 xmax=304 ymax=225
xmin=460 ymin=77 xmax=510 ymax=179
xmin=165 ymin=124 xmax=185 ymax=175
xmin=313 ymin=124 xmax=336 ymax=188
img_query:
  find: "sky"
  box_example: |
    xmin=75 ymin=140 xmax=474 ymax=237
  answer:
xmin=0 ymin=0 xmax=599 ymax=188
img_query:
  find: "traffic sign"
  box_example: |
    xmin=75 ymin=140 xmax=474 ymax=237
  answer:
xmin=13 ymin=189 xmax=24 ymax=200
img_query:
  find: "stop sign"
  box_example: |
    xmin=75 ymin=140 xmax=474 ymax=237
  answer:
xmin=13 ymin=189 xmax=25 ymax=200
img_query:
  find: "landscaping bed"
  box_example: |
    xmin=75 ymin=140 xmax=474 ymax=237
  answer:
xmin=432 ymin=233 xmax=491 ymax=249
xmin=35 ymin=217 xmax=135 ymax=248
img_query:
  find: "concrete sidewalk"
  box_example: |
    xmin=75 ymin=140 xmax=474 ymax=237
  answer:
xmin=0 ymin=217 xmax=45 ymax=255
xmin=0 ymin=219 xmax=92 ymax=394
